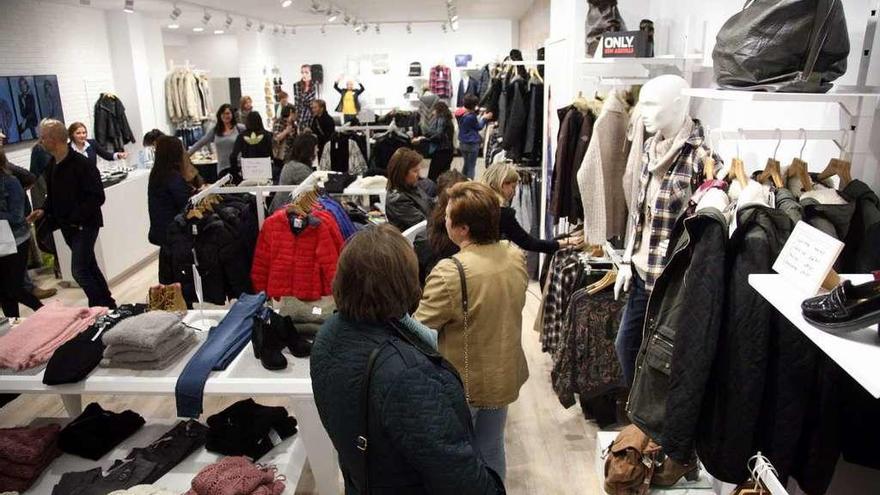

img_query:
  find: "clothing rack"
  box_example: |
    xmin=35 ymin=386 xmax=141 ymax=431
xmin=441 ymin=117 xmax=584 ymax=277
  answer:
xmin=189 ymin=175 xmax=231 ymax=205
xmin=335 ymin=125 xmax=393 ymax=160
xmin=708 ymin=128 xmax=850 ymax=154
xmin=750 ymin=453 xmax=789 ymax=495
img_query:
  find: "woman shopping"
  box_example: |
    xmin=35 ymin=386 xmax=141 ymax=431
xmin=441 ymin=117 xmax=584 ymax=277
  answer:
xmin=481 ymin=163 xmax=581 ymax=253
xmin=188 ymin=104 xmax=246 ymax=178
xmin=68 ymin=122 xmax=128 ymax=168
xmin=415 ymin=181 xmax=529 ymax=481
xmin=229 ymin=112 xmax=273 ymax=183
xmin=269 ymin=133 xmax=318 ymax=213
xmin=458 ymin=95 xmax=491 ymax=179
xmin=413 ymin=101 xmax=455 ymax=182
xmin=311 ymin=224 xmax=505 ymax=494
xmin=0 ymin=150 xmax=43 ymax=317
xmin=148 ymin=136 xmax=203 ymax=284
xmin=385 ymin=148 xmax=433 ymax=232
xmin=334 ymin=78 xmax=365 ymax=123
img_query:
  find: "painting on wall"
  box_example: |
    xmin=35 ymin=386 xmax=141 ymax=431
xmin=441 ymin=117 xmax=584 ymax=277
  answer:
xmin=0 ymin=78 xmax=21 ymax=144
xmin=9 ymin=75 xmax=42 ymax=141
xmin=34 ymin=75 xmax=64 ymax=122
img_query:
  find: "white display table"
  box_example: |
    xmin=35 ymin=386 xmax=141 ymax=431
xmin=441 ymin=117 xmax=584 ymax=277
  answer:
xmin=23 ymin=418 xmax=307 ymax=494
xmin=749 ymin=274 xmax=880 ymax=398
xmin=54 ymin=169 xmax=159 ymax=285
xmin=0 ymin=310 xmax=340 ymax=495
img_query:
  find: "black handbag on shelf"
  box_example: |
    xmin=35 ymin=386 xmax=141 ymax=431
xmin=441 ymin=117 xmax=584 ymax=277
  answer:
xmin=712 ymin=0 xmax=850 ymax=93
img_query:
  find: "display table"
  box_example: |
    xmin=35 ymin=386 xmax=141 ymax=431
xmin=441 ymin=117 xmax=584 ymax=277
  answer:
xmin=595 ymin=431 xmax=719 ymax=494
xmin=749 ymin=274 xmax=880 ymax=398
xmin=0 ymin=310 xmax=340 ymax=495
xmin=54 ymin=169 xmax=159 ymax=285
xmin=23 ymin=418 xmax=306 ymax=494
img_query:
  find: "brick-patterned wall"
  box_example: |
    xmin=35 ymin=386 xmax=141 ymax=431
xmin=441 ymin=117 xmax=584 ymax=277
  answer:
xmin=0 ymin=0 xmax=116 ymax=167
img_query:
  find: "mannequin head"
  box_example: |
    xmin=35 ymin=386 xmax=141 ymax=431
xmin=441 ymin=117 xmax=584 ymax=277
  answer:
xmin=639 ymin=75 xmax=691 ymax=138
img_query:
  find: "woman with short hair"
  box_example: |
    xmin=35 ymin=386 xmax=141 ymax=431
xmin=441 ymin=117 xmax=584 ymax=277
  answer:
xmin=385 ymin=148 xmax=433 ymax=232
xmin=480 ymin=163 xmax=580 ymax=253
xmin=415 ymin=181 xmax=529 ymax=481
xmin=311 ymin=224 xmax=505 ymax=494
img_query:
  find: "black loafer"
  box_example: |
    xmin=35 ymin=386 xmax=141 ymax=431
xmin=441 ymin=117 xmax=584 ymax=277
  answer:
xmin=802 ymin=279 xmax=880 ymax=332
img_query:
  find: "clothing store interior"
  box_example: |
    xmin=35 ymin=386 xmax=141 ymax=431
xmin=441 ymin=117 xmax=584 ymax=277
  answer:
xmin=2 ymin=0 xmax=880 ymax=494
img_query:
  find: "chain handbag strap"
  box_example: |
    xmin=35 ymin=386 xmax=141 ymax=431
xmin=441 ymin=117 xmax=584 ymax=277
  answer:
xmin=450 ymin=257 xmax=470 ymax=403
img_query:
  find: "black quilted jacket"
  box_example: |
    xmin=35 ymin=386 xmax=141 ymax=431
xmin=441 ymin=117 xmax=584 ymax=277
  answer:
xmin=311 ymin=314 xmax=505 ymax=495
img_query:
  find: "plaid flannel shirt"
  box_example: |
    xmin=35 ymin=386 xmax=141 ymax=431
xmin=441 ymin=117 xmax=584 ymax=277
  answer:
xmin=429 ymin=66 xmax=452 ymax=99
xmin=627 ymin=120 xmax=716 ymax=292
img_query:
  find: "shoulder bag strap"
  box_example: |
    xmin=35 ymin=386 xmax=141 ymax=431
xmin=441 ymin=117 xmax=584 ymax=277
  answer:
xmin=449 ymin=256 xmax=471 ymax=403
xmin=357 ymin=343 xmax=385 ymax=495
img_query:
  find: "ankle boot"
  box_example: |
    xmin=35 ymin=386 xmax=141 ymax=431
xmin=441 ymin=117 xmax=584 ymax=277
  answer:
xmin=652 ymin=456 xmax=700 ymax=487
xmin=282 ymin=316 xmax=313 ymax=358
xmin=251 ymin=311 xmax=288 ymax=370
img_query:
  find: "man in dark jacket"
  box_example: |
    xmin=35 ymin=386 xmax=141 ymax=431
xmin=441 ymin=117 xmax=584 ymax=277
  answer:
xmin=29 ymin=119 xmax=116 ymax=309
xmin=311 ymin=225 xmax=504 ymax=495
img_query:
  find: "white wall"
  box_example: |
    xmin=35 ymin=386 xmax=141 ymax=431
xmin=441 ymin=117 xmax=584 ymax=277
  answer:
xmin=519 ymin=0 xmax=551 ymax=54
xmin=0 ymin=0 xmax=117 ymax=166
xmin=164 ymin=34 xmax=241 ymax=78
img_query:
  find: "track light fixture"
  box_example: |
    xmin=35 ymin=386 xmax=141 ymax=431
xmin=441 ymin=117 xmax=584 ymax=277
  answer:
xmin=225 ymin=14 xmax=233 ymax=28
xmin=193 ymin=26 xmax=204 ymax=32
xmin=441 ymin=23 xmax=447 ymax=33
xmin=320 ymin=25 xmax=327 ymax=35
xmin=123 ymin=0 xmax=134 ymax=13
xmin=281 ymin=0 xmax=293 ymax=7
xmin=328 ymin=10 xmax=338 ymax=23
xmin=245 ymin=19 xmax=253 ymax=30
xmin=258 ymin=22 xmax=266 ymax=32
xmin=375 ymin=24 xmax=380 ymax=34
xmin=214 ymin=29 xmax=224 ymax=35
xmin=169 ymin=5 xmax=181 ymax=20
xmin=202 ymin=10 xmax=212 ymax=25
xmin=406 ymin=23 xmax=412 ymax=34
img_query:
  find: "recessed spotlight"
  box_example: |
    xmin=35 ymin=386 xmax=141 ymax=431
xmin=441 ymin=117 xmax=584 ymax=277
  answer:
xmin=214 ymin=29 xmax=224 ymax=34
xmin=193 ymin=26 xmax=204 ymax=32
xmin=123 ymin=0 xmax=134 ymax=13
xmin=167 ymin=23 xmax=179 ymax=29
xmin=281 ymin=0 xmax=293 ymax=7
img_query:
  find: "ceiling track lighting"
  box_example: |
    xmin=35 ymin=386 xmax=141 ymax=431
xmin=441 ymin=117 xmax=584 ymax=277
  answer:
xmin=214 ymin=29 xmax=224 ymax=35
xmin=202 ymin=10 xmax=212 ymax=25
xmin=169 ymin=5 xmax=181 ymax=20
xmin=193 ymin=26 xmax=204 ymax=32
xmin=123 ymin=0 xmax=134 ymax=13
xmin=375 ymin=24 xmax=380 ymax=34
xmin=320 ymin=25 xmax=327 ymax=35
xmin=441 ymin=23 xmax=447 ymax=33
xmin=281 ymin=0 xmax=293 ymax=7
xmin=258 ymin=22 xmax=266 ymax=32
xmin=225 ymin=14 xmax=233 ymax=28
xmin=245 ymin=19 xmax=253 ymax=30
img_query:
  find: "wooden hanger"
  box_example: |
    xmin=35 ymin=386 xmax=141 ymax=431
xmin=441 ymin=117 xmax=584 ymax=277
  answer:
xmin=757 ymin=158 xmax=784 ymax=188
xmin=587 ymin=270 xmax=618 ymax=296
xmin=816 ymin=158 xmax=852 ymax=188
xmin=703 ymin=156 xmax=716 ymax=181
xmin=757 ymin=130 xmax=784 ymax=188
xmin=529 ymin=67 xmax=544 ymax=84
xmin=786 ymin=130 xmax=813 ymax=192
xmin=725 ymin=158 xmax=748 ymax=188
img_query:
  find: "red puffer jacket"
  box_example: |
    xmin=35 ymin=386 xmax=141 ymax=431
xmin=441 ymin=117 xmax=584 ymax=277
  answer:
xmin=251 ymin=210 xmax=340 ymax=301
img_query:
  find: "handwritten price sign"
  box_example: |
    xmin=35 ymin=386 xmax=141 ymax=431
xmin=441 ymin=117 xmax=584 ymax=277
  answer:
xmin=773 ymin=221 xmax=844 ymax=296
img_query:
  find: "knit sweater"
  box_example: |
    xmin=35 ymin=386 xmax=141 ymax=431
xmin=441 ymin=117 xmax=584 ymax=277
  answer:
xmin=185 ymin=456 xmax=285 ymax=495
xmin=102 ymin=311 xmax=183 ymax=349
xmin=0 ymin=303 xmax=106 ymax=370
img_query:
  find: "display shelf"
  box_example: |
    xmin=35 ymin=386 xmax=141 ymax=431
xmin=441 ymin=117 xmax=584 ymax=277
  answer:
xmin=24 ymin=418 xmax=306 ymax=494
xmin=578 ymin=55 xmax=703 ymax=66
xmin=749 ymin=274 xmax=880 ymax=398
xmin=682 ymin=87 xmax=880 ymax=104
xmin=595 ymin=431 xmax=719 ymax=494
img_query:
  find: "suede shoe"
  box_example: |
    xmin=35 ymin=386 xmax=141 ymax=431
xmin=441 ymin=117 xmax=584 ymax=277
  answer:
xmin=31 ymin=287 xmax=57 ymax=299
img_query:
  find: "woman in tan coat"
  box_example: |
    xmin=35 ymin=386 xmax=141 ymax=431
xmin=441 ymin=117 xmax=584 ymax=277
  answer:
xmin=415 ymin=181 xmax=529 ymax=481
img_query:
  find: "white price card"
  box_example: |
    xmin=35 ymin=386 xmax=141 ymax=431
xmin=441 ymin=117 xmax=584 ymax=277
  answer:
xmin=241 ymin=157 xmax=272 ymax=181
xmin=772 ymin=221 xmax=844 ymax=296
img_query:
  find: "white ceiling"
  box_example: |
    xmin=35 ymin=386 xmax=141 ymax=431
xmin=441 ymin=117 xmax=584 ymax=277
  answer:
xmin=46 ymin=0 xmax=533 ymax=31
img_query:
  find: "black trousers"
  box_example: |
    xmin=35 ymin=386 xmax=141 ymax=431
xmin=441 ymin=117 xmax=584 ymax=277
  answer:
xmin=61 ymin=226 xmax=116 ymax=309
xmin=428 ymin=148 xmax=454 ymax=182
xmin=0 ymin=240 xmax=42 ymax=317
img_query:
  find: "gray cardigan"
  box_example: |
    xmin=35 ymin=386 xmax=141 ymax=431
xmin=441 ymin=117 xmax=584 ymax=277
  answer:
xmin=188 ymin=123 xmax=246 ymax=173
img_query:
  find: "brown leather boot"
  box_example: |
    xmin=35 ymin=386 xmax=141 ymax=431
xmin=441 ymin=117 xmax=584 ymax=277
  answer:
xmin=31 ymin=287 xmax=57 ymax=299
xmin=652 ymin=456 xmax=700 ymax=487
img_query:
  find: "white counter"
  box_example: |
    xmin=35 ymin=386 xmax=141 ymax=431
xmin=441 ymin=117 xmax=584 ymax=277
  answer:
xmin=54 ymin=169 xmax=158 ymax=285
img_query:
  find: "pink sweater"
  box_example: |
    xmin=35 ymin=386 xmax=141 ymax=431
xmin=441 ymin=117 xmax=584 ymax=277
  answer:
xmin=0 ymin=302 xmax=107 ymax=370
xmin=186 ymin=456 xmax=285 ymax=495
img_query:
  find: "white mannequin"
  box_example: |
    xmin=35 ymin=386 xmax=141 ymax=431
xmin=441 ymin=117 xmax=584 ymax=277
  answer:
xmin=615 ymin=75 xmax=692 ymax=300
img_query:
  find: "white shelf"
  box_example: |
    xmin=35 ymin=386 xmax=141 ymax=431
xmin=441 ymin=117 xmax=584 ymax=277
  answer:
xmin=25 ymin=418 xmax=306 ymax=494
xmin=749 ymin=274 xmax=880 ymax=398
xmin=595 ymin=431 xmax=719 ymax=493
xmin=683 ymin=87 xmax=880 ymax=104
xmin=578 ymin=55 xmax=704 ymax=66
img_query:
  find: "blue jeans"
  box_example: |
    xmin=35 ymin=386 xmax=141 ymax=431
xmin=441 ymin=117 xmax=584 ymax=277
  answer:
xmin=615 ymin=272 xmax=649 ymax=387
xmin=61 ymin=226 xmax=116 ymax=309
xmin=175 ymin=292 xmax=267 ymax=418
xmin=470 ymin=406 xmax=508 ymax=481
xmin=460 ymin=142 xmax=480 ymax=179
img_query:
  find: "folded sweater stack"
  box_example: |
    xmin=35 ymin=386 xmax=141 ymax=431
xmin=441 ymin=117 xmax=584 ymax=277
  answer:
xmin=101 ymin=312 xmax=197 ymax=370
xmin=278 ymin=295 xmax=336 ymax=336
xmin=0 ymin=424 xmax=62 ymax=492
xmin=0 ymin=302 xmax=107 ymax=370
xmin=185 ymin=456 xmax=285 ymax=495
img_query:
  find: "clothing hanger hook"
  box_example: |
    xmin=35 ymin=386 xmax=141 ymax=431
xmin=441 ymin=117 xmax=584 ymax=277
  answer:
xmin=799 ymin=128 xmax=807 ymax=160
xmin=773 ymin=128 xmax=782 ymax=161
